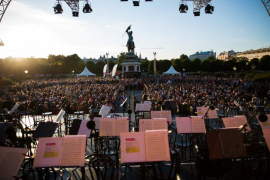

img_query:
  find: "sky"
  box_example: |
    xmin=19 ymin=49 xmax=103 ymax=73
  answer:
xmin=0 ymin=0 xmax=269 ymax=60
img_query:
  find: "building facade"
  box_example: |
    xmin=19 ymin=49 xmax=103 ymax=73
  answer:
xmin=236 ymin=47 xmax=270 ymax=60
xmin=189 ymin=50 xmax=216 ymax=60
xmin=217 ymin=50 xmax=236 ymax=61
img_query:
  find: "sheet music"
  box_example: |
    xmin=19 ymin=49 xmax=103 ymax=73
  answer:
xmin=196 ymin=107 xmax=208 ymax=116
xmin=56 ymin=109 xmax=65 ymax=122
xmin=208 ymin=108 xmax=218 ymax=119
xmin=153 ymin=119 xmax=167 ymax=130
xmin=139 ymin=120 xmax=152 ymax=132
xmin=191 ymin=116 xmax=206 ymax=133
xmin=33 ymin=137 xmax=63 ymax=168
xmin=94 ymin=117 xmax=100 ymax=129
xmin=59 ymin=135 xmax=86 ymax=166
xmin=99 ymin=118 xmax=114 ymax=136
xmin=120 ymin=132 xmax=146 ymax=163
xmin=145 ymin=130 xmax=170 ymax=162
xmin=77 ymin=120 xmax=91 ymax=137
xmin=99 ymin=105 xmax=112 ymax=117
xmin=223 ymin=117 xmax=238 ymax=128
xmin=0 ymin=147 xmax=27 ymax=180
xmin=176 ymin=117 xmax=192 ymax=133
xmin=114 ymin=119 xmax=129 ymax=136
xmin=8 ymin=103 xmax=20 ymax=114
xmin=257 ymin=114 xmax=270 ymax=129
xmin=262 ymin=129 xmax=270 ymax=151
xmin=151 ymin=111 xmax=172 ymax=122
xmin=136 ymin=103 xmax=151 ymax=112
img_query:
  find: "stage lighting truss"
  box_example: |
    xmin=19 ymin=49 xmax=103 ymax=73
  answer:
xmin=262 ymin=0 xmax=270 ymax=16
xmin=179 ymin=0 xmax=213 ymax=16
xmin=121 ymin=0 xmax=153 ymax=7
xmin=54 ymin=0 xmax=92 ymax=17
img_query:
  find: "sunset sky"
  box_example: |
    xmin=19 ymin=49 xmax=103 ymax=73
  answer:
xmin=0 ymin=0 xmax=269 ymax=60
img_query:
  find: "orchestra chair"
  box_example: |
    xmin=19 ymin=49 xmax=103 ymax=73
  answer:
xmin=150 ymin=148 xmax=181 ymax=180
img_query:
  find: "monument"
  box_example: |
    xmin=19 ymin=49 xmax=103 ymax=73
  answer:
xmin=121 ymin=25 xmax=141 ymax=78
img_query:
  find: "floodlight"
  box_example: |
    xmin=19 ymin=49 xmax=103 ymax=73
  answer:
xmin=193 ymin=10 xmax=200 ymax=16
xmin=179 ymin=3 xmax=188 ymax=13
xmin=205 ymin=4 xmax=214 ymax=14
xmin=83 ymin=3 xmax=92 ymax=13
xmin=73 ymin=11 xmax=79 ymax=17
xmin=54 ymin=2 xmax=63 ymax=14
xmin=133 ymin=0 xmax=140 ymax=6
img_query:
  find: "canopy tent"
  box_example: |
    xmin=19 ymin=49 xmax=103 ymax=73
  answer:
xmin=77 ymin=67 xmax=96 ymax=77
xmin=163 ymin=65 xmax=181 ymax=75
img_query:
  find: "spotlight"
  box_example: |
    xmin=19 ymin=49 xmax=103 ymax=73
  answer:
xmin=179 ymin=3 xmax=188 ymax=13
xmin=133 ymin=0 xmax=140 ymax=6
xmin=83 ymin=3 xmax=92 ymax=13
xmin=205 ymin=4 xmax=214 ymax=14
xmin=145 ymin=0 xmax=153 ymax=1
xmin=53 ymin=2 xmax=63 ymax=14
xmin=193 ymin=10 xmax=200 ymax=16
xmin=121 ymin=0 xmax=128 ymax=1
xmin=73 ymin=11 xmax=79 ymax=17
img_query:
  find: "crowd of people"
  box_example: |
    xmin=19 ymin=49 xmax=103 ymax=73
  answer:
xmin=0 ymin=75 xmax=270 ymax=117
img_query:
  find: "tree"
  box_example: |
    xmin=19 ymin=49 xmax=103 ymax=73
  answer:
xmin=141 ymin=59 xmax=149 ymax=72
xmin=236 ymin=59 xmax=248 ymax=71
xmin=259 ymin=55 xmax=270 ymax=71
xmin=148 ymin=60 xmax=159 ymax=73
xmin=158 ymin=60 xmax=171 ymax=73
xmin=172 ymin=59 xmax=182 ymax=72
xmin=192 ymin=58 xmax=201 ymax=72
xmin=108 ymin=60 xmax=116 ymax=71
xmin=94 ymin=61 xmax=105 ymax=76
xmin=201 ymin=59 xmax=211 ymax=72
xmin=223 ymin=59 xmax=237 ymax=71
xmin=179 ymin=54 xmax=190 ymax=61
xmin=182 ymin=59 xmax=192 ymax=72
xmin=117 ymin=52 xmax=126 ymax=65
xmin=86 ymin=61 xmax=96 ymax=73
xmin=249 ymin=58 xmax=259 ymax=69
xmin=207 ymin=56 xmax=216 ymax=61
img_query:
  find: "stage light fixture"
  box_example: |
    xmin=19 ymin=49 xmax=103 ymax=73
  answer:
xmin=73 ymin=11 xmax=79 ymax=17
xmin=133 ymin=0 xmax=140 ymax=6
xmin=193 ymin=10 xmax=200 ymax=16
xmin=83 ymin=2 xmax=92 ymax=13
xmin=179 ymin=3 xmax=188 ymax=13
xmin=258 ymin=114 xmax=268 ymax=122
xmin=145 ymin=0 xmax=153 ymax=1
xmin=205 ymin=4 xmax=214 ymax=14
xmin=54 ymin=2 xmax=63 ymax=14
xmin=121 ymin=0 xmax=128 ymax=1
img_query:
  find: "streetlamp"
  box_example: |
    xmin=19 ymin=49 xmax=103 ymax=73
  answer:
xmin=72 ymin=70 xmax=75 ymax=77
xmin=106 ymin=52 xmax=109 ymax=78
xmin=233 ymin=66 xmax=237 ymax=75
xmin=183 ymin=68 xmax=185 ymax=75
xmin=153 ymin=52 xmax=157 ymax=77
xmin=24 ymin=70 xmax=28 ymax=78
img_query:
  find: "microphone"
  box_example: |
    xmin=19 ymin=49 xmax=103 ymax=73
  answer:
xmin=258 ymin=114 xmax=268 ymax=122
xmin=86 ymin=121 xmax=95 ymax=130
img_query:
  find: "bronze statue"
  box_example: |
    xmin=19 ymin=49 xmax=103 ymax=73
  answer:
xmin=124 ymin=25 xmax=135 ymax=53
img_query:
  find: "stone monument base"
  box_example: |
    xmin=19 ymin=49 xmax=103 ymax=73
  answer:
xmin=123 ymin=71 xmax=141 ymax=78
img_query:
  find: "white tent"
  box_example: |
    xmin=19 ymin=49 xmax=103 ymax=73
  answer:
xmin=77 ymin=67 xmax=96 ymax=77
xmin=163 ymin=66 xmax=181 ymax=75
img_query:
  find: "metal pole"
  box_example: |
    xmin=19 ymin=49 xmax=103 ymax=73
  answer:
xmin=153 ymin=52 xmax=156 ymax=77
xmin=106 ymin=52 xmax=109 ymax=77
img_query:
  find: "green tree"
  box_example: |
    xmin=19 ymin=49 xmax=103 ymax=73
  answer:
xmin=201 ymin=59 xmax=211 ymax=72
xmin=86 ymin=61 xmax=96 ymax=73
xmin=259 ymin=55 xmax=270 ymax=71
xmin=158 ymin=60 xmax=171 ymax=72
xmin=148 ymin=60 xmax=160 ymax=73
xmin=172 ymin=59 xmax=182 ymax=72
xmin=223 ymin=59 xmax=237 ymax=71
xmin=141 ymin=59 xmax=149 ymax=72
xmin=192 ymin=58 xmax=201 ymax=72
xmin=179 ymin=54 xmax=190 ymax=61
xmin=182 ymin=59 xmax=192 ymax=72
xmin=249 ymin=58 xmax=259 ymax=70
xmin=117 ymin=52 xmax=126 ymax=65
xmin=94 ymin=61 xmax=105 ymax=76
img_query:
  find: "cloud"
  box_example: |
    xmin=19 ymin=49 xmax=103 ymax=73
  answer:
xmin=106 ymin=25 xmax=111 ymax=28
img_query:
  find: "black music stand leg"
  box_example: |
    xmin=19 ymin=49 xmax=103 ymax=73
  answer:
xmin=81 ymin=167 xmax=85 ymax=180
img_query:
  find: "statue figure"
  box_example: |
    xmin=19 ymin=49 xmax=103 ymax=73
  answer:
xmin=124 ymin=25 xmax=135 ymax=53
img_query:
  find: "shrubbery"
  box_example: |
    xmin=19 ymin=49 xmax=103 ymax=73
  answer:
xmin=0 ymin=77 xmax=15 ymax=86
xmin=253 ymin=73 xmax=270 ymax=82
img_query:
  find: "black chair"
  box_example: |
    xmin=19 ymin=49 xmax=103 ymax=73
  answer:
xmin=150 ymin=148 xmax=181 ymax=180
xmin=99 ymin=137 xmax=120 ymax=165
xmin=86 ymin=153 xmax=118 ymax=180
